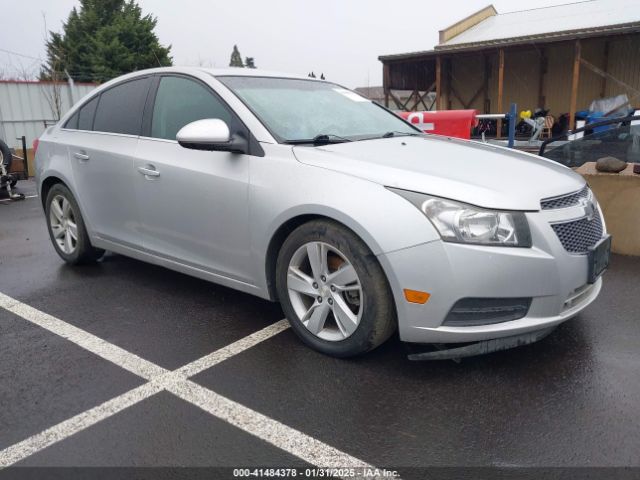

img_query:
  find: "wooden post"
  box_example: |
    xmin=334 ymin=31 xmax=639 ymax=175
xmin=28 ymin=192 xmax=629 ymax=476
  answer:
xmin=483 ymin=54 xmax=490 ymax=113
xmin=569 ymin=40 xmax=581 ymax=131
xmin=496 ymin=48 xmax=504 ymax=138
xmin=383 ymin=63 xmax=390 ymax=108
xmin=446 ymin=59 xmax=452 ymax=110
xmin=538 ymin=48 xmax=547 ymax=108
xmin=600 ymin=41 xmax=609 ymax=98
xmin=435 ymin=56 xmax=442 ymax=110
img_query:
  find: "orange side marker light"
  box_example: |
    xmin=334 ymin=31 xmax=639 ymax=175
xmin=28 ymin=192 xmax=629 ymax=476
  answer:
xmin=403 ymin=289 xmax=431 ymax=304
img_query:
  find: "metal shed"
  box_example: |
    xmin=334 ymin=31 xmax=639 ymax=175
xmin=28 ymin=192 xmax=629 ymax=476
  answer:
xmin=379 ymin=0 xmax=640 ymax=135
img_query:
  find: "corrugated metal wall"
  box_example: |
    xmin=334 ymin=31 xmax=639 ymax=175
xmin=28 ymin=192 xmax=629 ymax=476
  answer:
xmin=605 ymin=34 xmax=640 ymax=99
xmin=0 ymin=81 xmax=96 ymax=149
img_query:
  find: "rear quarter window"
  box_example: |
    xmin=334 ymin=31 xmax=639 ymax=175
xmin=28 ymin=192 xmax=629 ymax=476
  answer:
xmin=62 ymin=94 xmax=101 ymax=131
xmin=64 ymin=111 xmax=79 ymax=129
xmin=78 ymin=96 xmax=99 ymax=131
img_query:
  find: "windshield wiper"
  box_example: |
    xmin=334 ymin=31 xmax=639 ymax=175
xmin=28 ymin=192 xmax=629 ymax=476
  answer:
xmin=381 ymin=131 xmax=421 ymax=138
xmin=283 ymin=133 xmax=352 ymax=146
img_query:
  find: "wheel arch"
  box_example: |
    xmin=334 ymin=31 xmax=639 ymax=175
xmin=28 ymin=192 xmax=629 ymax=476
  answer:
xmin=263 ymin=208 xmax=387 ymax=302
xmin=39 ymin=172 xmax=96 ymax=238
xmin=40 ymin=175 xmax=68 ymax=209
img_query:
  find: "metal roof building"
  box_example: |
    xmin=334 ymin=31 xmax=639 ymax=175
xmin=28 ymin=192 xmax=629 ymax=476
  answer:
xmin=379 ymin=0 xmax=640 ymax=134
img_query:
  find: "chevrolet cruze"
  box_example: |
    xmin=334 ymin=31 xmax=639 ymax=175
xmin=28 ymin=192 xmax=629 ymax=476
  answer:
xmin=35 ymin=67 xmax=610 ymax=358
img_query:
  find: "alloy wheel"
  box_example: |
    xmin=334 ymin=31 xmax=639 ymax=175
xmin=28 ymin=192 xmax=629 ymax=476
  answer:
xmin=49 ymin=194 xmax=78 ymax=255
xmin=287 ymin=241 xmax=363 ymax=341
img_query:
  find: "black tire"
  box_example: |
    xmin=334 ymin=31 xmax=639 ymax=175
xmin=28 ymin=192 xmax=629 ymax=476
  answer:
xmin=276 ymin=219 xmax=396 ymax=357
xmin=0 ymin=139 xmax=11 ymax=170
xmin=45 ymin=183 xmax=104 ymax=264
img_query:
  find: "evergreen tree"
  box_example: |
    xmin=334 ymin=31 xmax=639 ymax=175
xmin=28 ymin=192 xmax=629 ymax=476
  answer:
xmin=245 ymin=57 xmax=256 ymax=69
xmin=229 ymin=45 xmax=244 ymax=67
xmin=43 ymin=0 xmax=172 ymax=83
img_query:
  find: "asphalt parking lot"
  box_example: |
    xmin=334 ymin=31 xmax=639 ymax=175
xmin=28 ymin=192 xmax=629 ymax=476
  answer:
xmin=1 ymin=180 xmax=639 ymax=479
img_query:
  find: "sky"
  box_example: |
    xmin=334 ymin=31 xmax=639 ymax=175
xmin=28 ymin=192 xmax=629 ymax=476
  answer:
xmin=2 ymin=0 xmax=573 ymax=88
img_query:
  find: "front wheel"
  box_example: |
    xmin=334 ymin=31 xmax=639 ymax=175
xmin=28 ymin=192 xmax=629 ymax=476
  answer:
xmin=45 ymin=183 xmax=104 ymax=264
xmin=276 ymin=220 xmax=396 ymax=357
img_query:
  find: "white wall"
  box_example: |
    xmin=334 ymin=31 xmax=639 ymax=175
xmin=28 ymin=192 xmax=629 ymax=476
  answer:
xmin=0 ymin=81 xmax=97 ymax=149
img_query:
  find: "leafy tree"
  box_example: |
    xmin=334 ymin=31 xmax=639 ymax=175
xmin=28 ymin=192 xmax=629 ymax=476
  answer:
xmin=229 ymin=45 xmax=244 ymax=67
xmin=42 ymin=0 xmax=172 ymax=83
xmin=245 ymin=57 xmax=256 ymax=69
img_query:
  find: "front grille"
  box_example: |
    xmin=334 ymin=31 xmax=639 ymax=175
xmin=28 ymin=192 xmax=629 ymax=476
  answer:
xmin=551 ymin=213 xmax=603 ymax=254
xmin=541 ymin=185 xmax=590 ymax=210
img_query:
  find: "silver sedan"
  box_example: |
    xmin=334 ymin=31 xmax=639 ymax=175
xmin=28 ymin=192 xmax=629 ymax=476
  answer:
xmin=35 ymin=67 xmax=610 ymax=358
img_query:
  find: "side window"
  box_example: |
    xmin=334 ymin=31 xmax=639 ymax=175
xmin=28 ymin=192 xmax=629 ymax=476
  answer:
xmin=78 ymin=95 xmax=99 ymax=131
xmin=151 ymin=76 xmax=232 ymax=141
xmin=93 ymin=77 xmax=149 ymax=135
xmin=64 ymin=95 xmax=98 ymax=130
xmin=65 ymin=111 xmax=79 ymax=129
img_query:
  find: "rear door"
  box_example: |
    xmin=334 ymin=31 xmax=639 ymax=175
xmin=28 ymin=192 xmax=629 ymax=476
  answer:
xmin=65 ymin=76 xmax=151 ymax=248
xmin=134 ymin=74 xmax=253 ymax=282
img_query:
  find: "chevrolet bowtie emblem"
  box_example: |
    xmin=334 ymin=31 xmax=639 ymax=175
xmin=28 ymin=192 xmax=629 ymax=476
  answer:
xmin=580 ymin=197 xmax=596 ymax=221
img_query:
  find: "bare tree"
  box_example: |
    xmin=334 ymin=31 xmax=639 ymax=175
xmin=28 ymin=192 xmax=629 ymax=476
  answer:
xmin=40 ymin=12 xmax=64 ymax=120
xmin=41 ymin=73 xmax=64 ymax=120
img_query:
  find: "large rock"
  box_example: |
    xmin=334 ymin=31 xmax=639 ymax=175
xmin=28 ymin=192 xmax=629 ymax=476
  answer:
xmin=596 ymin=156 xmax=627 ymax=173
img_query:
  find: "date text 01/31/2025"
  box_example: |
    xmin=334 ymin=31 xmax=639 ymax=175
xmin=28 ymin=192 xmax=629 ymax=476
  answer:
xmin=232 ymin=468 xmax=400 ymax=478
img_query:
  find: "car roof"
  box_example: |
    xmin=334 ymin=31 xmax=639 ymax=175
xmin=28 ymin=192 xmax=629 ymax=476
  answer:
xmin=112 ymin=66 xmax=317 ymax=81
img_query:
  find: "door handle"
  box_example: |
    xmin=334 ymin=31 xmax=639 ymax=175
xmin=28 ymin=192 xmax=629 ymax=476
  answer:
xmin=73 ymin=152 xmax=90 ymax=161
xmin=137 ymin=166 xmax=160 ymax=177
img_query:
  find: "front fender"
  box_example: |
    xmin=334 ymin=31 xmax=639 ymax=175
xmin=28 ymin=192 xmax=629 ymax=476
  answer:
xmin=249 ymin=148 xmax=440 ymax=295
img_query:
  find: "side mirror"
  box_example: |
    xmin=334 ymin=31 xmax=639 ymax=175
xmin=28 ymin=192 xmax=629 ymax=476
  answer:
xmin=176 ymin=118 xmax=247 ymax=153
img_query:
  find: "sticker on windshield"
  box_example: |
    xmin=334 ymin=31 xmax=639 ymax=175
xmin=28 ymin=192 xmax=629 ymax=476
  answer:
xmin=333 ymin=88 xmax=369 ymax=102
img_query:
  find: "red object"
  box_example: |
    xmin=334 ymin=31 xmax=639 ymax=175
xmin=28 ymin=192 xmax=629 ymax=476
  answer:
xmin=32 ymin=138 xmax=39 ymax=154
xmin=399 ymin=110 xmax=478 ymax=140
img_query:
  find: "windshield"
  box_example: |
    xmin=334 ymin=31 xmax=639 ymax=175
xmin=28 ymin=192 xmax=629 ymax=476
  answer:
xmin=542 ymin=121 xmax=640 ymax=167
xmin=217 ymin=76 xmax=419 ymax=143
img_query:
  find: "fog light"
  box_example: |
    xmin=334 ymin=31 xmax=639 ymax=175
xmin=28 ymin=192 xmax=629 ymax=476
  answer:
xmin=443 ymin=297 xmax=531 ymax=326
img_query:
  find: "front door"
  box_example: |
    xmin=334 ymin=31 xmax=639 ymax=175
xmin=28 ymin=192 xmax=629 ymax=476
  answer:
xmin=134 ymin=75 xmax=252 ymax=283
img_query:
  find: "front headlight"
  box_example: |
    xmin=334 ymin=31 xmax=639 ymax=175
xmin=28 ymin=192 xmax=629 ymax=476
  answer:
xmin=388 ymin=188 xmax=532 ymax=247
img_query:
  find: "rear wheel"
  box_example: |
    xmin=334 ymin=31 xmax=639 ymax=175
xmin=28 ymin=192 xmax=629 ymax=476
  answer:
xmin=276 ymin=220 xmax=396 ymax=357
xmin=45 ymin=183 xmax=104 ymax=264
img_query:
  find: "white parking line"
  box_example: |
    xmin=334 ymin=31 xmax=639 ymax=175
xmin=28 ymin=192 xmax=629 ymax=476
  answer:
xmin=0 ymin=383 xmax=164 ymax=468
xmin=167 ymin=379 xmax=373 ymax=468
xmin=0 ymin=292 xmax=167 ymax=380
xmin=175 ymin=320 xmax=290 ymax=378
xmin=0 ymin=293 xmax=374 ymax=470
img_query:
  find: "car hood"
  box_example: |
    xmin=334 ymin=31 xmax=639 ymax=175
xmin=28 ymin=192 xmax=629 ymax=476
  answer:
xmin=292 ymin=135 xmax=585 ymax=211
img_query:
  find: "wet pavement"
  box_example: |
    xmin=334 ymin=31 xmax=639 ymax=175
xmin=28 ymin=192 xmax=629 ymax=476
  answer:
xmin=1 ymin=181 xmax=639 ymax=479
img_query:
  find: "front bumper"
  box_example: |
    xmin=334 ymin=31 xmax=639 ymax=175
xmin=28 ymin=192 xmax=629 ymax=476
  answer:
xmin=378 ymin=207 xmax=606 ymax=344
